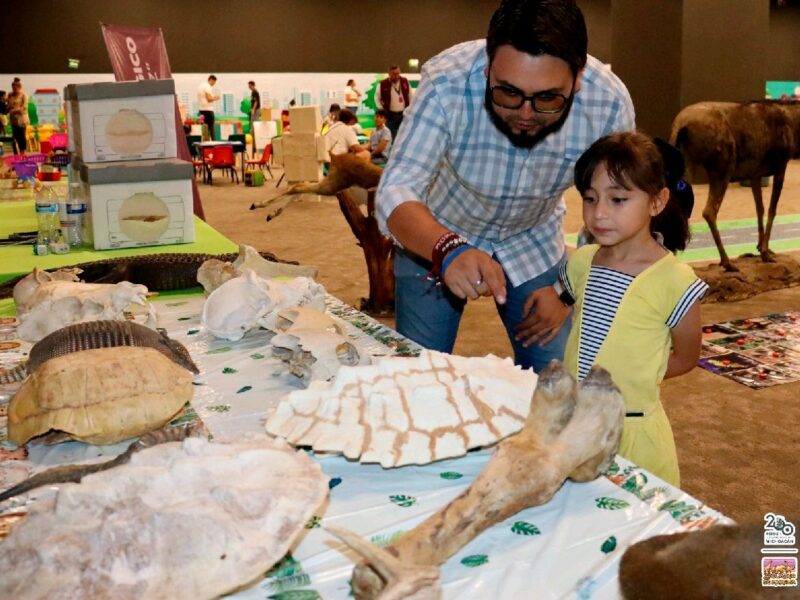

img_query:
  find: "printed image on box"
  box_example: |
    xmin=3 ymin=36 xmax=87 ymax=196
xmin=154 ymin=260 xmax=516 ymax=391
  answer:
xmin=117 ymin=192 xmax=172 ymax=243
xmin=103 ymin=109 xmax=156 ymax=156
xmin=104 ymin=188 xmax=190 ymax=247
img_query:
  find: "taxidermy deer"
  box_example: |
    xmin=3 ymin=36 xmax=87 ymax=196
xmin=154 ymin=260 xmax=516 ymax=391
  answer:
xmin=670 ymin=100 xmax=800 ymax=271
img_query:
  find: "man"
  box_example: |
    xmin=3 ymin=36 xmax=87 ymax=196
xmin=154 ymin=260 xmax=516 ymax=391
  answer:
xmin=379 ymin=65 xmax=411 ymax=140
xmin=248 ymin=80 xmax=261 ymax=123
xmin=376 ymin=0 xmax=634 ymax=372
xmin=0 ymin=91 xmax=8 ymax=136
xmin=325 ymin=109 xmax=369 ymax=160
xmin=369 ymin=109 xmax=392 ymax=166
xmin=197 ymin=75 xmax=220 ymax=140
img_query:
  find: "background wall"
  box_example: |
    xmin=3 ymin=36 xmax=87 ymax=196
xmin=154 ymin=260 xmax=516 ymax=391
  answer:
xmin=768 ymin=1 xmax=800 ymax=81
xmin=0 ymin=0 xmax=497 ymax=74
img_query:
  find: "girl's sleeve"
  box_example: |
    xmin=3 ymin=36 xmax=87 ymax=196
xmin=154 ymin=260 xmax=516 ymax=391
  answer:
xmin=665 ymin=278 xmax=708 ymax=328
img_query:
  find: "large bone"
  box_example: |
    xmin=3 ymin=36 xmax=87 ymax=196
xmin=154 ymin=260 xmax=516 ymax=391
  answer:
xmin=351 ymin=361 xmax=625 ymax=598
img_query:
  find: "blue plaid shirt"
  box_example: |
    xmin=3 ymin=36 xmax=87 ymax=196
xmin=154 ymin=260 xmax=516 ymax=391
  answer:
xmin=377 ymin=40 xmax=635 ymax=286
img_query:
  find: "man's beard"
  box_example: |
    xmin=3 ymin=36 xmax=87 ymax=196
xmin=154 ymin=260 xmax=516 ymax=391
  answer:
xmin=484 ymin=85 xmax=574 ymax=149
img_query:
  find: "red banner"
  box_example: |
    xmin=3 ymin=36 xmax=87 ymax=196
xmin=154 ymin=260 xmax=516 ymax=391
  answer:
xmin=100 ymin=23 xmax=204 ymax=219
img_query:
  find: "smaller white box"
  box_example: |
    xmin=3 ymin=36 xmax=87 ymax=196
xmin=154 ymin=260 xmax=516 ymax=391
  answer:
xmin=64 ymin=80 xmax=178 ymax=163
xmin=253 ymin=120 xmax=279 ymax=152
xmin=272 ymin=137 xmax=284 ymax=165
xmin=282 ymin=132 xmax=329 ymax=162
xmin=73 ymin=158 xmax=195 ymax=250
xmin=289 ymin=105 xmax=322 ymax=134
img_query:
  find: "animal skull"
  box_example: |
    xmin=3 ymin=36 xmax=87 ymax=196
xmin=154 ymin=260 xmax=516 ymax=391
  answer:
xmin=12 ymin=267 xmax=83 ymax=308
xmin=16 ymin=279 xmax=151 ymax=342
xmin=200 ymin=270 xmax=326 ymax=341
xmin=350 ymin=361 xmax=624 ymax=598
xmin=197 ymin=244 xmax=318 ymax=294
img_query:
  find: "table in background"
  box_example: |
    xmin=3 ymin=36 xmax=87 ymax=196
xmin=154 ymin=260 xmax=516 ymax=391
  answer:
xmin=193 ymin=140 xmax=246 ymax=184
xmin=0 ymin=292 xmax=729 ymax=598
xmin=0 ymin=199 xmax=237 ymax=286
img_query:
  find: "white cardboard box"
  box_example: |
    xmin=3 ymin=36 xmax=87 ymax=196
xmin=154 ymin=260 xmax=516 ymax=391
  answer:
xmin=282 ymin=132 xmax=328 ymax=161
xmin=289 ymin=105 xmax=322 ymax=134
xmin=73 ymin=158 xmax=194 ymax=250
xmin=64 ymin=80 xmax=177 ymax=163
xmin=283 ymin=155 xmax=322 ymax=183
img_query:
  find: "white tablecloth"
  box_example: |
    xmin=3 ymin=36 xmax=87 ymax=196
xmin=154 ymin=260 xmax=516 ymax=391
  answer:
xmin=0 ymin=295 xmax=730 ymax=599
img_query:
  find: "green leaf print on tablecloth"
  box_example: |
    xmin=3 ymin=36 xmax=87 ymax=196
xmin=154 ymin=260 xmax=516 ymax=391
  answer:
xmin=207 ymin=404 xmax=231 ymax=413
xmin=250 ymin=352 xmax=266 ymax=359
xmin=187 ymin=329 xmax=199 ymax=335
xmin=461 ymin=554 xmax=489 ymax=568
xmin=369 ymin=530 xmax=405 ymax=547
xmin=267 ymin=590 xmax=321 ymax=600
xmin=167 ymin=403 xmax=199 ymax=427
xmin=304 ymin=515 xmax=322 ymax=529
xmin=601 ymin=535 xmax=617 ymax=554
xmin=222 ymin=367 xmax=237 ymax=374
xmin=236 ymin=385 xmax=252 ymax=393
xmin=595 ymin=497 xmax=630 ymax=510
xmin=439 ymin=471 xmax=463 ymax=480
xmin=178 ymin=317 xmax=192 ymax=321
xmin=511 ymin=521 xmax=541 ymax=536
xmin=657 ymin=499 xmax=705 ymax=523
xmin=264 ymin=554 xmax=317 ymax=597
xmin=207 ymin=346 xmax=232 ymax=355
xmin=389 ymin=494 xmax=417 ymax=508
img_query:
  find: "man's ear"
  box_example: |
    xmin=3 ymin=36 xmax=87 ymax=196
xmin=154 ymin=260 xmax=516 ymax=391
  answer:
xmin=573 ymin=67 xmax=585 ymax=94
xmin=651 ymin=187 xmax=670 ymax=216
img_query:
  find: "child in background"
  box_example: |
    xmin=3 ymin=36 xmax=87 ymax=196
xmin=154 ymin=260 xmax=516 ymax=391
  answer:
xmin=527 ymin=131 xmax=707 ymax=486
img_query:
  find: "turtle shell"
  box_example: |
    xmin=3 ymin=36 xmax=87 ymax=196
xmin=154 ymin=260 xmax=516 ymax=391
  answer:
xmin=8 ymin=346 xmax=192 ymax=446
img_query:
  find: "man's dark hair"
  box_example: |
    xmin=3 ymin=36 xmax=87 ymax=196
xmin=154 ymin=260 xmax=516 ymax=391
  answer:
xmin=248 ymin=80 xmax=255 ymax=86
xmin=208 ymin=75 xmax=217 ymax=81
xmin=486 ymin=0 xmax=587 ymax=74
xmin=375 ymin=109 xmax=388 ymax=119
xmin=338 ymin=109 xmax=357 ymax=124
xmin=388 ymin=65 xmax=399 ymax=71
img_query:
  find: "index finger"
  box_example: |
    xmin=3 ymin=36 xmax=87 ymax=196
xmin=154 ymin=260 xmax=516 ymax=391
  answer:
xmin=480 ymin=263 xmax=507 ymax=305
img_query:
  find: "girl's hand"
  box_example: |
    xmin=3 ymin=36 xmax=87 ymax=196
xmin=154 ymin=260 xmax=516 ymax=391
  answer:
xmin=515 ymin=286 xmax=571 ymax=347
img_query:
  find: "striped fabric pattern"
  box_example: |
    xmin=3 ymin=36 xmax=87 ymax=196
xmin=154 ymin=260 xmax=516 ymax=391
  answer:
xmin=666 ymin=278 xmax=709 ymax=328
xmin=376 ymin=40 xmax=635 ymax=287
xmin=577 ymin=266 xmax=709 ymax=380
xmin=578 ymin=266 xmax=633 ymax=380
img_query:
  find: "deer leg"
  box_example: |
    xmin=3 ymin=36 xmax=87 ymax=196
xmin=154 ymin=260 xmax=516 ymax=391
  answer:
xmin=761 ymin=165 xmax=787 ymax=262
xmin=703 ymin=179 xmax=736 ymax=271
xmin=351 ymin=362 xmax=624 ymax=599
xmin=751 ymin=179 xmax=766 ymax=258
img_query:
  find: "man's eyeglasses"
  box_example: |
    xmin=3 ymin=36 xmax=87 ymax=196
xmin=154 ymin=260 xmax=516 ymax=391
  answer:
xmin=489 ymin=83 xmax=572 ymax=114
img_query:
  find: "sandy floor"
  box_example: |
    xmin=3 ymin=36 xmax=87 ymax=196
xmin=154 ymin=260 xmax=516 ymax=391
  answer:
xmin=201 ymin=160 xmax=800 ymax=523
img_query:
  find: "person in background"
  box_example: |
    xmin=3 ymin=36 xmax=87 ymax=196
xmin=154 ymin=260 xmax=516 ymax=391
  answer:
xmin=325 ymin=109 xmax=369 ymax=160
xmin=376 ymin=0 xmax=634 ymax=371
xmin=344 ymin=78 xmax=362 ymax=114
xmin=197 ymin=75 xmax=220 ymax=140
xmin=248 ymin=81 xmax=261 ymax=124
xmin=369 ymin=108 xmax=393 ymax=166
xmin=0 ymin=91 xmax=8 ymax=136
xmin=323 ymin=103 xmax=341 ymax=133
xmin=535 ymin=131 xmax=706 ymax=486
xmin=7 ymin=78 xmax=29 ymax=154
xmin=379 ymin=66 xmax=411 ymax=140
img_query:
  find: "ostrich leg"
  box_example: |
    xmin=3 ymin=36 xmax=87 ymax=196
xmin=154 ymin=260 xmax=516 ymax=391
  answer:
xmin=703 ymin=178 xmax=735 ymax=271
xmin=351 ymin=361 xmax=624 ymax=599
xmin=761 ymin=163 xmax=787 ymax=262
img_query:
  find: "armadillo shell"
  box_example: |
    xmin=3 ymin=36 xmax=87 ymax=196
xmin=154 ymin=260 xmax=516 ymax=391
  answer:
xmin=28 ymin=320 xmax=199 ymax=375
xmin=9 ymin=346 xmax=192 ymax=446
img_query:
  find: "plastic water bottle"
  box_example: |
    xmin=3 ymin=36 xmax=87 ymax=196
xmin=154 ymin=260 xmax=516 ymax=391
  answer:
xmin=62 ymin=183 xmax=87 ymax=247
xmin=34 ymin=184 xmax=60 ymax=255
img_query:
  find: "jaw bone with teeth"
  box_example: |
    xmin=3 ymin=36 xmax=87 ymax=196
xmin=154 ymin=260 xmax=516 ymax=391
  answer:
xmin=350 ymin=360 xmax=625 ymax=599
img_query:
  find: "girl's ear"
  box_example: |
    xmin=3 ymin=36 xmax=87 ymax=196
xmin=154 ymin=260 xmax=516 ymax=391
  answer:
xmin=651 ymin=187 xmax=670 ymax=216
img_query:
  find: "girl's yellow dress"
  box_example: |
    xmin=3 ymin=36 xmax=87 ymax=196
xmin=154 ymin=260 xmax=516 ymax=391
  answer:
xmin=564 ymin=244 xmax=705 ymax=487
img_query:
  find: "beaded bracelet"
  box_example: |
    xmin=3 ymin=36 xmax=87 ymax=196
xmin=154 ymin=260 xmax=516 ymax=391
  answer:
xmin=428 ymin=231 xmax=470 ymax=281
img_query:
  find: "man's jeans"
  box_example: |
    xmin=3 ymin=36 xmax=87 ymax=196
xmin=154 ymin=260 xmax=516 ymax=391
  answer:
xmin=394 ymin=247 xmax=570 ymax=372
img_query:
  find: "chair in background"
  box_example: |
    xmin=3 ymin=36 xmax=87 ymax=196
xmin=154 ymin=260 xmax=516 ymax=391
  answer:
xmin=49 ymin=132 xmax=69 ymax=151
xmin=206 ymin=145 xmax=238 ymax=184
xmin=245 ymin=144 xmax=273 ymax=179
xmin=186 ymin=135 xmax=203 ymax=178
xmin=227 ymin=133 xmax=248 ymax=176
xmin=39 ymin=140 xmax=53 ymax=158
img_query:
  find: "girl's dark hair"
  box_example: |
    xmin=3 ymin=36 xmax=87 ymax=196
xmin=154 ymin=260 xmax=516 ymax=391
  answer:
xmin=486 ymin=0 xmax=587 ymax=74
xmin=574 ymin=131 xmax=693 ymax=253
xmin=346 ymin=79 xmax=355 ymax=86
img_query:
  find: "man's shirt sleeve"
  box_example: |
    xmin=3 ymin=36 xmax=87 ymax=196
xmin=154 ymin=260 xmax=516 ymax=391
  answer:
xmin=376 ymin=67 xmax=451 ymax=238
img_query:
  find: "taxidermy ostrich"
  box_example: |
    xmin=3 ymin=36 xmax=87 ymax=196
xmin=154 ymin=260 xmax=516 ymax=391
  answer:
xmin=670 ymin=100 xmax=800 ymax=271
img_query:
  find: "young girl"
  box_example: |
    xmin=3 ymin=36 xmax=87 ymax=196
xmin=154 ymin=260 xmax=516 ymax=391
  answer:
xmin=553 ymin=131 xmax=706 ymax=487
